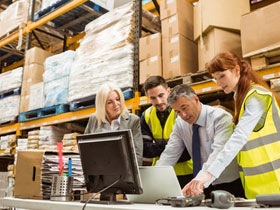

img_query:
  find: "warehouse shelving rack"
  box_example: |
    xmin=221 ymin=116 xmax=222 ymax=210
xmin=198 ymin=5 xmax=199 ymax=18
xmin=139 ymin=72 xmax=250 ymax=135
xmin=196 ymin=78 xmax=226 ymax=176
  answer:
xmin=0 ymin=0 xmax=280 ymax=138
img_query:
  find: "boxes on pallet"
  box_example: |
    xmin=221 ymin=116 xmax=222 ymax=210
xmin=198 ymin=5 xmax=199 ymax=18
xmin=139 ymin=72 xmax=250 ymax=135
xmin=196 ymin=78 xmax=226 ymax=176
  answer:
xmin=140 ymin=56 xmax=162 ymax=84
xmin=162 ymin=34 xmax=197 ymax=79
xmin=160 ymin=0 xmax=193 ymax=21
xmin=241 ymin=1 xmax=280 ymax=58
xmin=20 ymin=64 xmax=45 ymax=113
xmin=139 ymin=33 xmax=161 ymax=61
xmin=0 ymin=0 xmax=29 ymax=38
xmin=25 ymin=47 xmax=53 ymax=66
xmin=193 ymin=0 xmax=249 ymax=40
xmin=198 ymin=28 xmax=242 ymax=71
xmin=0 ymin=67 xmax=23 ymax=94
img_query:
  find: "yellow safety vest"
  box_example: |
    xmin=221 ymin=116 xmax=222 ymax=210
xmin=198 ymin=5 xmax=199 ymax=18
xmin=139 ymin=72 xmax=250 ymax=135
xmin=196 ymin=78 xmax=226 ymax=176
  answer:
xmin=144 ymin=106 xmax=193 ymax=176
xmin=237 ymin=84 xmax=280 ymax=199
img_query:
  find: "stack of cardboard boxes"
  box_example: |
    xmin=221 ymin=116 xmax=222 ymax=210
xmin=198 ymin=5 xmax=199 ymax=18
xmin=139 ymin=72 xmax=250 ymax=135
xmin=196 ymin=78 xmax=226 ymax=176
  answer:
xmin=20 ymin=47 xmax=53 ymax=113
xmin=139 ymin=33 xmax=162 ymax=84
xmin=241 ymin=1 xmax=280 ymax=69
xmin=194 ymin=0 xmax=249 ymax=71
xmin=160 ymin=0 xmax=197 ymax=79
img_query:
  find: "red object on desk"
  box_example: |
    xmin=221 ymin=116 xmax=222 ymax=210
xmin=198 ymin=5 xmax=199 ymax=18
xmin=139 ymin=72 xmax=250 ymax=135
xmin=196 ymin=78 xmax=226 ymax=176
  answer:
xmin=57 ymin=142 xmax=64 ymax=176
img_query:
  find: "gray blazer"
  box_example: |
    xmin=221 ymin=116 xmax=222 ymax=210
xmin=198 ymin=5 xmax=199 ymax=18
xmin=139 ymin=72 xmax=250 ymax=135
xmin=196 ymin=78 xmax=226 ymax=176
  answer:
xmin=84 ymin=112 xmax=143 ymax=166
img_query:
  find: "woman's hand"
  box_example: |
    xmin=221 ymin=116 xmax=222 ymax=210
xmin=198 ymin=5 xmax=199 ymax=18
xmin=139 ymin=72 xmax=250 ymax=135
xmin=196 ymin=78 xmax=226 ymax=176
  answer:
xmin=182 ymin=171 xmax=214 ymax=196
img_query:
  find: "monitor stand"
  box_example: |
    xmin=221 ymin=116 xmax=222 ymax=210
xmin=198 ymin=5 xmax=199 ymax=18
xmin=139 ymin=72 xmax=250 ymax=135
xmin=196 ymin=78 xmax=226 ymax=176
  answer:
xmin=86 ymin=192 xmax=132 ymax=205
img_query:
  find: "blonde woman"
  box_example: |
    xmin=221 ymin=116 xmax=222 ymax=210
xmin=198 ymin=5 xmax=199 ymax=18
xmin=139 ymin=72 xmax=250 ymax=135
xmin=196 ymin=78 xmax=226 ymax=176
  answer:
xmin=85 ymin=83 xmax=143 ymax=166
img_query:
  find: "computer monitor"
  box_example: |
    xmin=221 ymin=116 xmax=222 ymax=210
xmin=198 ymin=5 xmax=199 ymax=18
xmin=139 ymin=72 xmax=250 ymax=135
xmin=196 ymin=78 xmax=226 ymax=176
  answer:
xmin=77 ymin=129 xmax=143 ymax=203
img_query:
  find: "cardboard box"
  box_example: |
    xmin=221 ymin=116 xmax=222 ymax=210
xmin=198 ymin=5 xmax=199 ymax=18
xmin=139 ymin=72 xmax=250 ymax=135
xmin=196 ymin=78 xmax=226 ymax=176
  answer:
xmin=20 ymin=64 xmax=45 ymax=113
xmin=160 ymin=0 xmax=193 ymax=20
xmin=270 ymin=78 xmax=280 ymax=92
xmin=161 ymin=12 xmax=193 ymax=40
xmin=250 ymin=0 xmax=280 ymax=11
xmin=140 ymin=56 xmax=162 ymax=84
xmin=14 ymin=151 xmax=45 ymax=199
xmin=162 ymin=35 xmax=197 ymax=79
xmin=194 ymin=0 xmax=250 ymax=40
xmin=25 ymin=47 xmax=53 ymax=66
xmin=198 ymin=28 xmax=242 ymax=71
xmin=241 ymin=1 xmax=280 ymax=57
xmin=250 ymin=56 xmax=269 ymax=70
xmin=139 ymin=33 xmax=161 ymax=61
xmin=29 ymin=82 xmax=44 ymax=111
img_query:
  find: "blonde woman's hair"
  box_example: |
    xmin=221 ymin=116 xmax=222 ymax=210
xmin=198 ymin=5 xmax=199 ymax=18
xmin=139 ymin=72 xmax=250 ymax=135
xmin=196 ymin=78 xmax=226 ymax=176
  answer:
xmin=95 ymin=82 xmax=128 ymax=127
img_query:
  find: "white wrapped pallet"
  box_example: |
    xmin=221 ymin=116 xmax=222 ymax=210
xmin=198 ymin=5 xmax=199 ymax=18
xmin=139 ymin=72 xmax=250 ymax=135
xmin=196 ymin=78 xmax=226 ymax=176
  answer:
xmin=69 ymin=2 xmax=135 ymax=102
xmin=42 ymin=51 xmax=75 ymax=107
xmin=0 ymin=67 xmax=23 ymax=94
xmin=43 ymin=50 xmax=75 ymax=82
xmin=0 ymin=0 xmax=29 ymax=38
xmin=0 ymin=95 xmax=20 ymax=124
xmin=44 ymin=76 xmax=69 ymax=107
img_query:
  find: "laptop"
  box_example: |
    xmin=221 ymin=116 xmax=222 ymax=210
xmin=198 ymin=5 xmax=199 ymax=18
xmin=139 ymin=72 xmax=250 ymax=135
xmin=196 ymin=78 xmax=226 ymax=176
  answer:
xmin=126 ymin=166 xmax=183 ymax=204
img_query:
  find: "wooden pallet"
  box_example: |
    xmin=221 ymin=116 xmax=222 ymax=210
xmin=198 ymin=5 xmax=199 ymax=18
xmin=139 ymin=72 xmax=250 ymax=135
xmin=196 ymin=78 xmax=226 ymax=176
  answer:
xmin=0 ymin=117 xmax=18 ymax=127
xmin=70 ymin=88 xmax=134 ymax=111
xmin=19 ymin=104 xmax=69 ymax=122
xmin=250 ymin=48 xmax=280 ymax=70
xmin=166 ymin=71 xmax=212 ymax=88
xmin=0 ymin=88 xmax=21 ymax=99
xmin=0 ymin=23 xmax=26 ymax=42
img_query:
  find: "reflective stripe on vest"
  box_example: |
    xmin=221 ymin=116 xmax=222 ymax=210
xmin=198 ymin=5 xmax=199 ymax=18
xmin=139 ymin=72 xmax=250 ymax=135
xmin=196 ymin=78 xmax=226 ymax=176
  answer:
xmin=237 ymin=85 xmax=280 ymax=199
xmin=144 ymin=106 xmax=193 ymax=176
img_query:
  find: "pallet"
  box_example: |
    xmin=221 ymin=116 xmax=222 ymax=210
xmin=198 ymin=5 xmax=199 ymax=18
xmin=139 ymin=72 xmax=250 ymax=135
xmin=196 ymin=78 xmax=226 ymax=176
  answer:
xmin=250 ymin=48 xmax=280 ymax=70
xmin=0 ymin=117 xmax=18 ymax=127
xmin=34 ymin=0 xmax=107 ymax=21
xmin=70 ymin=88 xmax=134 ymax=111
xmin=0 ymin=23 xmax=25 ymax=41
xmin=19 ymin=104 xmax=69 ymax=122
xmin=0 ymin=88 xmax=21 ymax=100
xmin=166 ymin=71 xmax=212 ymax=88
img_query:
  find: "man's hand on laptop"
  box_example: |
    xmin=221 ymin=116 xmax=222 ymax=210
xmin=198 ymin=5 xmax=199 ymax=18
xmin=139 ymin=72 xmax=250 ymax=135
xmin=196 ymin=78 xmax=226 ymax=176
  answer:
xmin=182 ymin=171 xmax=213 ymax=196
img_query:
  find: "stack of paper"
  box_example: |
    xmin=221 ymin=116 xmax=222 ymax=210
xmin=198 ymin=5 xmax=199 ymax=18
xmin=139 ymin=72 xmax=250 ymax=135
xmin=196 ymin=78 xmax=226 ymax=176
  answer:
xmin=42 ymin=154 xmax=85 ymax=199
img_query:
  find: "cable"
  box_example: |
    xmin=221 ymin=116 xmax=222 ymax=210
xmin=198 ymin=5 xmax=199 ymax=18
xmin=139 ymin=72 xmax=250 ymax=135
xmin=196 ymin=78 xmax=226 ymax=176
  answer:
xmin=82 ymin=177 xmax=120 ymax=210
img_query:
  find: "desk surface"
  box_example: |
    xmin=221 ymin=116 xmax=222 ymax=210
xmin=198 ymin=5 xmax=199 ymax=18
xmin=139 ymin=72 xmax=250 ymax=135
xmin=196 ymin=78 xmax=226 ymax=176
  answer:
xmin=1 ymin=197 xmax=279 ymax=210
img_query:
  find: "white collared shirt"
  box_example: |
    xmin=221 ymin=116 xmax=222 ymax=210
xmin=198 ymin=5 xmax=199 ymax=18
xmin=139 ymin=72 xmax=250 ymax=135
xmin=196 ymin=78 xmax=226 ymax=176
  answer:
xmin=101 ymin=116 xmax=121 ymax=132
xmin=156 ymin=103 xmax=240 ymax=185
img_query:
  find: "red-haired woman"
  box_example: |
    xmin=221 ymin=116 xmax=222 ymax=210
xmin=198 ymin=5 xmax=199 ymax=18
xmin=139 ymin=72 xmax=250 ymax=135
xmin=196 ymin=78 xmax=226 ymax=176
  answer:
xmin=183 ymin=51 xmax=280 ymax=199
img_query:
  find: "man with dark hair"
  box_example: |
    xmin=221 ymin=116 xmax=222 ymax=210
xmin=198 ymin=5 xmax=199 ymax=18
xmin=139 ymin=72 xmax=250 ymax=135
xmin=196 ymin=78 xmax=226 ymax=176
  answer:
xmin=156 ymin=84 xmax=244 ymax=198
xmin=141 ymin=76 xmax=193 ymax=188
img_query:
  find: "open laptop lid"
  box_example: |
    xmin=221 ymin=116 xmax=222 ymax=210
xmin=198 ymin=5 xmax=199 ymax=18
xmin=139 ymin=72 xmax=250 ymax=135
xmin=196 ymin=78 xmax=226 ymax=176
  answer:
xmin=126 ymin=166 xmax=182 ymax=204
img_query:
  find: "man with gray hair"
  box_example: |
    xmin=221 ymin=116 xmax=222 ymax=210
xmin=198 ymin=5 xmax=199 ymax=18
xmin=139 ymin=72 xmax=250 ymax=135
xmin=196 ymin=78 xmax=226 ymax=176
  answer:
xmin=156 ymin=84 xmax=244 ymax=198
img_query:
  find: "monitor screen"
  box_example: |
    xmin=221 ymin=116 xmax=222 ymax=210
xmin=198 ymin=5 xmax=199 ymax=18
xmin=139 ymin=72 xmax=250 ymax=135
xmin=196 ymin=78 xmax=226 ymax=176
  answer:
xmin=77 ymin=129 xmax=143 ymax=202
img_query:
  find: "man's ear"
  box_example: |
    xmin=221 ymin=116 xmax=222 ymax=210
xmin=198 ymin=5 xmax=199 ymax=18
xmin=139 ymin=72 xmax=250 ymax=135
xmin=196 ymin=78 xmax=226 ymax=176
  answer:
xmin=167 ymin=87 xmax=171 ymax=94
xmin=193 ymin=95 xmax=199 ymax=102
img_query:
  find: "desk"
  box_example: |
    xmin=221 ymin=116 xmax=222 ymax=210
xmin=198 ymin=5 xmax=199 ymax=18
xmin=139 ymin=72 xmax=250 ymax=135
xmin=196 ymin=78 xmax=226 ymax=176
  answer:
xmin=1 ymin=197 xmax=278 ymax=210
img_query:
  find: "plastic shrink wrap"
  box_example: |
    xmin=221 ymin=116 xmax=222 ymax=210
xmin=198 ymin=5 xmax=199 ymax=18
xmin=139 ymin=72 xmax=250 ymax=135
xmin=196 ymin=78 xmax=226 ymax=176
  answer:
xmin=69 ymin=2 xmax=135 ymax=102
xmin=0 ymin=67 xmax=23 ymax=94
xmin=0 ymin=0 xmax=29 ymax=38
xmin=0 ymin=95 xmax=20 ymax=124
xmin=43 ymin=51 xmax=75 ymax=107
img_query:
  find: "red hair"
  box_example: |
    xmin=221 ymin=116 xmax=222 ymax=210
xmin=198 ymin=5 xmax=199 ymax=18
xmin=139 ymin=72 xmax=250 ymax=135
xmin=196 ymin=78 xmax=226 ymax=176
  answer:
xmin=206 ymin=51 xmax=280 ymax=124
